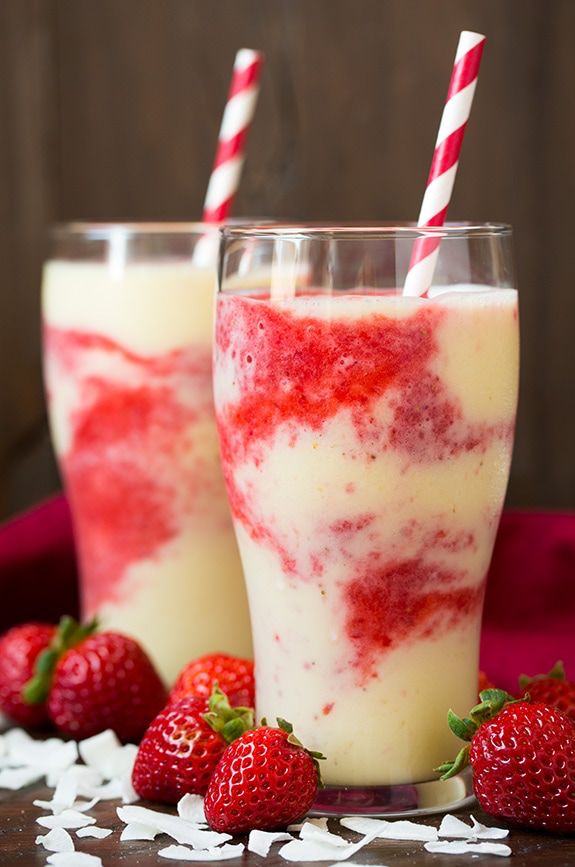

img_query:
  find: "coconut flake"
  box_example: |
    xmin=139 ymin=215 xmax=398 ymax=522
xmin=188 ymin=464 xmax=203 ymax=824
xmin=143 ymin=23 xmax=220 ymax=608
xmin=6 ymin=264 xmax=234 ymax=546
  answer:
xmin=82 ymin=778 xmax=123 ymax=800
xmin=78 ymin=730 xmax=121 ymax=777
xmin=35 ymin=828 xmax=75 ymax=853
xmin=158 ymin=844 xmax=245 ymax=861
xmin=4 ymin=726 xmax=35 ymax=757
xmin=36 ymin=809 xmax=97 ymax=830
xmin=35 ymin=776 xmax=99 ymax=815
xmin=21 ymin=737 xmax=78 ymax=773
xmin=34 ymin=794 xmax=99 ymax=816
xmin=300 ymin=822 xmax=349 ymax=847
xmin=288 ymin=817 xmax=329 ymax=833
xmin=117 ymin=805 xmax=232 ymax=847
xmin=120 ymin=773 xmax=139 ymax=804
xmin=0 ymin=766 xmax=44 ymax=789
xmin=77 ymin=731 xmax=138 ymax=805
xmin=120 ymin=821 xmax=159 ymax=841
xmin=76 ymin=826 xmax=113 ymax=839
xmin=32 ymin=766 xmax=100 ymax=814
xmin=73 ymin=798 xmax=101 ymax=813
xmin=47 ymin=764 xmax=103 ymax=793
xmin=438 ymin=814 xmax=510 ymax=841
xmin=43 ymin=740 xmax=79 ymax=772
xmin=52 ymin=769 xmax=80 ymax=807
xmin=438 ymin=814 xmax=477 ymax=838
xmin=112 ymin=743 xmax=138 ymax=778
xmin=340 ymin=816 xmax=438 ymax=842
xmin=35 ymin=799 xmax=63 ymax=812
xmin=248 ymin=830 xmax=293 ymax=857
xmin=425 ymin=840 xmax=512 ymax=857
xmin=470 ymin=815 xmax=510 ymax=840
xmin=47 ymin=854 xmax=103 ymax=866
xmin=279 ymin=827 xmax=382 ymax=862
xmin=177 ymin=794 xmax=207 ymax=824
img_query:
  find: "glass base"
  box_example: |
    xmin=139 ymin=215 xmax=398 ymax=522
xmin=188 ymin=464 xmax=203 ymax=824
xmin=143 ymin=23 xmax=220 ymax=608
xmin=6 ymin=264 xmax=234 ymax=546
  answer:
xmin=311 ymin=768 xmax=474 ymax=818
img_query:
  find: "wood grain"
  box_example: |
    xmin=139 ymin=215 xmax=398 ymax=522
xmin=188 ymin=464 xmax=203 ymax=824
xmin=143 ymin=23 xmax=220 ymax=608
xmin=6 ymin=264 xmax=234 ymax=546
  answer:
xmin=0 ymin=780 xmax=573 ymax=865
xmin=1 ymin=0 xmax=575 ymax=518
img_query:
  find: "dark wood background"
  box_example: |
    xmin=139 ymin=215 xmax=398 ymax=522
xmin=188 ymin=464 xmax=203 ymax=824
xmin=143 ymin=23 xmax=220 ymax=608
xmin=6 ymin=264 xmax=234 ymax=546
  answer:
xmin=1 ymin=0 xmax=574 ymax=520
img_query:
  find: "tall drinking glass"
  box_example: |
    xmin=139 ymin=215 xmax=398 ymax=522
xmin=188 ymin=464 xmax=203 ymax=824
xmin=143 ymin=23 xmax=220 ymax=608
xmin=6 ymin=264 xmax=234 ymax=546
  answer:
xmin=213 ymin=224 xmax=519 ymax=815
xmin=42 ymin=223 xmax=251 ymax=683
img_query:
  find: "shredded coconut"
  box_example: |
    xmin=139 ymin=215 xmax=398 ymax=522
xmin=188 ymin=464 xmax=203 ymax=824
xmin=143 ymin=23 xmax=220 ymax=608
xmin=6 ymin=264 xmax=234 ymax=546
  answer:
xmin=117 ymin=804 xmax=232 ymax=847
xmin=279 ymin=827 xmax=382 ymax=862
xmin=36 ymin=809 xmax=97 ymax=830
xmin=76 ymin=826 xmax=113 ymax=839
xmin=35 ymin=827 xmax=75 ymax=853
xmin=340 ymin=816 xmax=438 ymax=842
xmin=177 ymin=794 xmax=207 ymax=824
xmin=46 ymin=854 xmax=103 ymax=866
xmin=158 ymin=843 xmax=245 ymax=861
xmin=425 ymin=839 xmax=512 ymax=857
xmin=248 ymin=830 xmax=293 ymax=857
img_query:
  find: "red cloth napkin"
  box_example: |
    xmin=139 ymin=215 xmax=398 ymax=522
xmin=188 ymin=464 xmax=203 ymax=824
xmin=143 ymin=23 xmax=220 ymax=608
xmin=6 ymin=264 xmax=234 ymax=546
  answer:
xmin=0 ymin=496 xmax=573 ymax=692
xmin=481 ymin=510 xmax=575 ymax=691
xmin=0 ymin=495 xmax=79 ymax=631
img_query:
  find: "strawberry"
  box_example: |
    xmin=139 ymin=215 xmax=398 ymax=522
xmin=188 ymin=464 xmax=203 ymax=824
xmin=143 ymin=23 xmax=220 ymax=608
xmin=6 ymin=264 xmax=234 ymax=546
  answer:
xmin=0 ymin=622 xmax=56 ymax=727
xmin=132 ymin=687 xmax=254 ymax=804
xmin=518 ymin=661 xmax=575 ymax=724
xmin=170 ymin=653 xmax=254 ymax=708
xmin=24 ymin=616 xmax=167 ymax=742
xmin=205 ymin=719 xmax=324 ymax=834
xmin=438 ymin=688 xmax=575 ymax=832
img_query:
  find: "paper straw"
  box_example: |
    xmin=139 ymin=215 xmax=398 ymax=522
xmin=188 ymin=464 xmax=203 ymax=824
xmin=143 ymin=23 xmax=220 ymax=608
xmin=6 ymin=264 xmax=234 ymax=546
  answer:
xmin=202 ymin=49 xmax=264 ymax=223
xmin=403 ymin=31 xmax=486 ymax=297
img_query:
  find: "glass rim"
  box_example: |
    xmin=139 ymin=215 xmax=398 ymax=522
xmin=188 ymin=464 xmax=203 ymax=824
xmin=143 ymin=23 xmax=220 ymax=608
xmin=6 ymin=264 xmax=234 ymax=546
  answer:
xmin=221 ymin=222 xmax=512 ymax=241
xmin=48 ymin=222 xmax=225 ymax=241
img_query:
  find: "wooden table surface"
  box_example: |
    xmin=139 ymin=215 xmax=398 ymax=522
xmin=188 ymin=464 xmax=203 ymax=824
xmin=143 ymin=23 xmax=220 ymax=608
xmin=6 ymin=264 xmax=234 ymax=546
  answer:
xmin=1 ymin=781 xmax=573 ymax=867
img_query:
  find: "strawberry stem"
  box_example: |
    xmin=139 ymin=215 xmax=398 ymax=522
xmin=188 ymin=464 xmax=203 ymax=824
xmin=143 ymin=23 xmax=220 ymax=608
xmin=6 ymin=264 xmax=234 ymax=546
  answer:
xmin=203 ymin=684 xmax=254 ymax=744
xmin=436 ymin=688 xmax=518 ymax=781
xmin=436 ymin=745 xmax=470 ymax=779
xmin=22 ymin=615 xmax=98 ymax=705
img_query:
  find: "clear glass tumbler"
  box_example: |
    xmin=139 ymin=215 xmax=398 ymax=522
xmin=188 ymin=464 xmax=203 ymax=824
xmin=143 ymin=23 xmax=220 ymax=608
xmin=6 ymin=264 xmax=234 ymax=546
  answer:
xmin=42 ymin=223 xmax=252 ymax=683
xmin=213 ymin=224 xmax=519 ymax=816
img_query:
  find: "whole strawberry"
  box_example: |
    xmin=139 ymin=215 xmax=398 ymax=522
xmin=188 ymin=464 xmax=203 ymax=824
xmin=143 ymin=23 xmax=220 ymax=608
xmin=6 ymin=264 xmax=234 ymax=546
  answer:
xmin=205 ymin=719 xmax=324 ymax=834
xmin=132 ymin=687 xmax=254 ymax=803
xmin=0 ymin=623 xmax=56 ymax=727
xmin=519 ymin=661 xmax=575 ymax=725
xmin=170 ymin=653 xmax=254 ymax=708
xmin=24 ymin=616 xmax=167 ymax=742
xmin=438 ymin=689 xmax=575 ymax=832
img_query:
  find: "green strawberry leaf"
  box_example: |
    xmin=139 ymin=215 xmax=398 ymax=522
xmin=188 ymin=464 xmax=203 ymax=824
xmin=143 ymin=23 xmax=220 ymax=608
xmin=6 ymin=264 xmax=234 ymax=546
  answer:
xmin=277 ymin=718 xmax=294 ymax=734
xmin=441 ymin=686 xmax=523 ymax=782
xmin=22 ymin=615 xmax=98 ymax=705
xmin=436 ymin=745 xmax=470 ymax=780
xmin=471 ymin=689 xmax=518 ymax=725
xmin=203 ymin=684 xmax=254 ymax=743
xmin=447 ymin=709 xmax=477 ymax=741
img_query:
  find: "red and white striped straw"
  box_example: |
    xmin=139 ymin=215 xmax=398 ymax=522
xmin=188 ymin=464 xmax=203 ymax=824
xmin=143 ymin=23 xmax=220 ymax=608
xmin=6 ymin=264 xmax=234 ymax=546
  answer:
xmin=202 ymin=49 xmax=264 ymax=224
xmin=403 ymin=31 xmax=486 ymax=297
